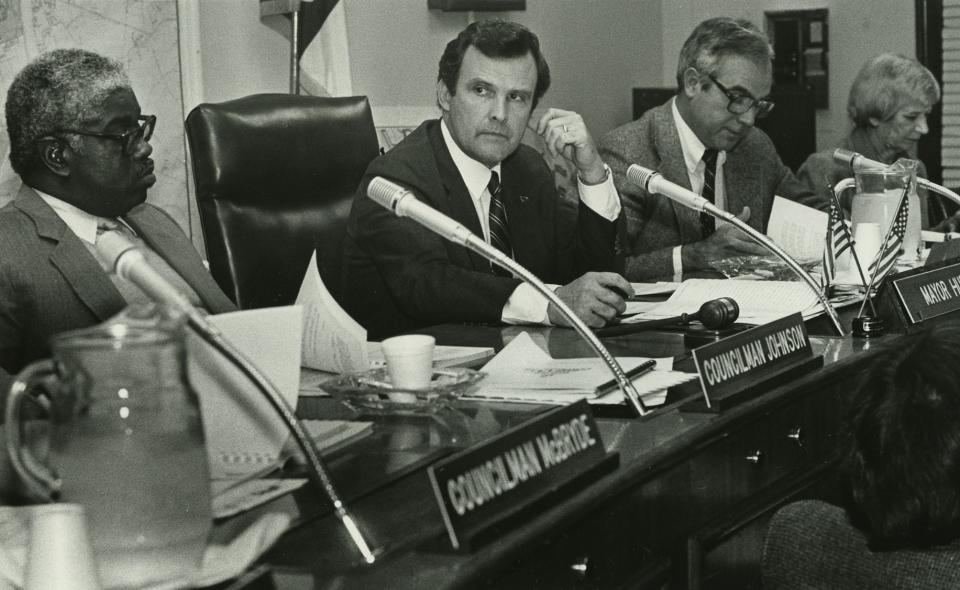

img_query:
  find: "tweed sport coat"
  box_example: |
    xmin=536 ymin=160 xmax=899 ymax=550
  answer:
xmin=0 ymin=184 xmax=236 ymax=393
xmin=599 ymin=99 xmax=825 ymax=280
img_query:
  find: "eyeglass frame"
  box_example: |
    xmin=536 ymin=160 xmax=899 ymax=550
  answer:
xmin=55 ymin=114 xmax=156 ymax=156
xmin=705 ymin=73 xmax=774 ymax=119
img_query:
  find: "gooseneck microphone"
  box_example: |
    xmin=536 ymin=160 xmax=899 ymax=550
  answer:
xmin=366 ymin=177 xmax=652 ymax=417
xmin=597 ymin=297 xmax=739 ymax=338
xmin=95 ymin=232 xmax=378 ymax=565
xmin=626 ymin=164 xmax=846 ymax=336
xmin=833 ymin=148 xmax=960 ymax=207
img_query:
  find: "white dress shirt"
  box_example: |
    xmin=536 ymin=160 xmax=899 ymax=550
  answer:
xmin=670 ymin=98 xmax=728 ymax=281
xmin=440 ymin=120 xmax=620 ymax=324
xmin=36 ymin=190 xmax=136 ymax=245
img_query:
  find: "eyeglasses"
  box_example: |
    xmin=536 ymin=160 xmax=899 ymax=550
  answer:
xmin=706 ymin=74 xmax=774 ymax=119
xmin=57 ymin=115 xmax=156 ymax=156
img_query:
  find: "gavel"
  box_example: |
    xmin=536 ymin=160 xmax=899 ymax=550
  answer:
xmin=596 ymin=297 xmax=740 ymax=338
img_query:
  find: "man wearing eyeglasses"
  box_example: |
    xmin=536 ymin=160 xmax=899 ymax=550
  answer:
xmin=0 ymin=49 xmax=234 ymax=393
xmin=599 ymin=17 xmax=824 ymax=281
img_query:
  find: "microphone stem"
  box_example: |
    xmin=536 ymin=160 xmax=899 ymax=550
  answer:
xmin=460 ymin=235 xmax=650 ymax=417
xmin=709 ymin=207 xmax=846 ymax=336
xmin=186 ymin=311 xmax=379 ymax=565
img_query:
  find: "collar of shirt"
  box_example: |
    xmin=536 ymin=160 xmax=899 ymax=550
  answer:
xmin=440 ymin=119 xmax=502 ymax=203
xmin=671 ymin=97 xmax=727 ymax=192
xmin=35 ymin=189 xmax=137 ymax=244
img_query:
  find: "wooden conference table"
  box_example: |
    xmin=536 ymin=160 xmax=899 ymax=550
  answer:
xmin=229 ymin=313 xmax=895 ymax=590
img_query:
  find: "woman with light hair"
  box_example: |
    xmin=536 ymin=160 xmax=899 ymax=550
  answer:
xmin=796 ymin=53 xmax=954 ymax=228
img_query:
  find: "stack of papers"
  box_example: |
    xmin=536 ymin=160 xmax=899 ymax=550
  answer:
xmin=296 ymin=251 xmax=493 ymax=372
xmin=624 ymin=279 xmax=826 ymax=325
xmin=466 ymin=332 xmax=697 ymax=406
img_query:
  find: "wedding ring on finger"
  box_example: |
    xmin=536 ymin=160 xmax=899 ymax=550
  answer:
xmin=562 ymin=125 xmax=569 ymax=134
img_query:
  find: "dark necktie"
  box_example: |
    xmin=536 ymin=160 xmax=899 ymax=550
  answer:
xmin=487 ymin=171 xmax=512 ymax=275
xmin=700 ymin=148 xmax=719 ymax=237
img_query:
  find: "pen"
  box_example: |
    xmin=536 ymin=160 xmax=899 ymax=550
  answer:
xmin=593 ymin=359 xmax=657 ymax=396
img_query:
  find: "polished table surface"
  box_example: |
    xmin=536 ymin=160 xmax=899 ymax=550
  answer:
xmin=230 ymin=311 xmax=898 ymax=589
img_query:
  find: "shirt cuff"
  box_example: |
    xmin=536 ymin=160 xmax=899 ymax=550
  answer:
xmin=577 ymin=164 xmax=621 ymax=221
xmin=672 ymin=245 xmax=683 ymax=282
xmin=501 ymin=282 xmax=556 ymax=325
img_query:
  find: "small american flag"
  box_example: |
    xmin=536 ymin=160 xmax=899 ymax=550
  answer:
xmin=821 ymin=201 xmax=852 ymax=286
xmin=868 ymin=196 xmax=909 ymax=283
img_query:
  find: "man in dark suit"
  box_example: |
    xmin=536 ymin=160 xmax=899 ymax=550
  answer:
xmin=343 ymin=19 xmax=631 ymax=339
xmin=0 ymin=49 xmax=235 ymax=394
xmin=600 ymin=17 xmax=824 ymax=281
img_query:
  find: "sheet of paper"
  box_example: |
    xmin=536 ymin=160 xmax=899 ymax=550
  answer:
xmin=465 ymin=331 xmax=681 ymax=404
xmin=630 ymin=282 xmax=680 ymax=296
xmin=624 ymin=279 xmax=822 ymax=325
xmin=187 ymin=306 xmax=302 ymax=480
xmin=297 ymin=251 xmax=369 ymax=373
xmin=767 ymin=196 xmax=829 ymax=262
xmin=212 ymin=478 xmax=307 ymax=520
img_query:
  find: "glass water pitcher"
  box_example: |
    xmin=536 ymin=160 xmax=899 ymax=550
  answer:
xmin=5 ymin=305 xmax=212 ymax=589
xmin=849 ymin=158 xmax=922 ymax=264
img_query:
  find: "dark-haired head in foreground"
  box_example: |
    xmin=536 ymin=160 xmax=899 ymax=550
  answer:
xmin=841 ymin=320 xmax=960 ymax=550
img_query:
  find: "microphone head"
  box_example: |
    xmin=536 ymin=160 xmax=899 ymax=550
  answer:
xmin=94 ymin=229 xmax=138 ymax=275
xmin=626 ymin=164 xmax=657 ymax=189
xmin=698 ymin=297 xmax=739 ymax=330
xmin=367 ymin=177 xmax=406 ymax=212
xmin=833 ymin=148 xmax=857 ymax=167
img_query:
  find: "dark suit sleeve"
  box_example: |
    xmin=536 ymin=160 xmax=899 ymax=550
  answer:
xmin=0 ymin=237 xmax=25 ymax=403
xmin=347 ymin=172 xmax=523 ymax=333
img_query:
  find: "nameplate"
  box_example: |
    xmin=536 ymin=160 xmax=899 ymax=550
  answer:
xmin=890 ymin=261 xmax=960 ymax=325
xmin=427 ymin=400 xmax=616 ymax=551
xmin=688 ymin=313 xmax=820 ymax=412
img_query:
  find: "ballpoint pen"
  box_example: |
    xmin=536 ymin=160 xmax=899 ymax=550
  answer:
xmin=594 ymin=359 xmax=657 ymax=396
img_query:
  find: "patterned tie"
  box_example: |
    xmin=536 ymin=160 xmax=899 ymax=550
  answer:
xmin=700 ymin=148 xmax=719 ymax=237
xmin=487 ymin=171 xmax=512 ymax=275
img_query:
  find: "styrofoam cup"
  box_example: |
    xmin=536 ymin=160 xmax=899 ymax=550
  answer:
xmin=853 ymin=222 xmax=882 ymax=269
xmin=25 ymin=504 xmax=102 ymax=590
xmin=381 ymin=335 xmax=435 ymax=394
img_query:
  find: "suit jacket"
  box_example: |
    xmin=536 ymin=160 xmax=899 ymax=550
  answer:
xmin=763 ymin=500 xmax=960 ymax=589
xmin=599 ymin=99 xmax=824 ymax=280
xmin=0 ymin=185 xmax=235 ymax=393
xmin=342 ymin=119 xmax=618 ymax=339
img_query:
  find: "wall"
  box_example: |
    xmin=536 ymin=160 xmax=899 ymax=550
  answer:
xmin=0 ymin=1 xmax=189 ymax=231
xmin=659 ymin=0 xmax=917 ymax=151
xmin=197 ymin=0 xmax=291 ymax=105
xmin=345 ymin=0 xmax=661 ymax=137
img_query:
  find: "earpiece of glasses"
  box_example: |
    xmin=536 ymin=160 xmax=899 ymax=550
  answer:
xmin=56 ymin=115 xmax=157 ymax=156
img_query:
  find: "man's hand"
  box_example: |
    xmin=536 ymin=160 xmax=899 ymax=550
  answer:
xmin=548 ymin=272 xmax=633 ymax=327
xmin=535 ymin=108 xmax=606 ymax=184
xmin=932 ymin=210 xmax=960 ymax=234
xmin=681 ymin=206 xmax=768 ymax=271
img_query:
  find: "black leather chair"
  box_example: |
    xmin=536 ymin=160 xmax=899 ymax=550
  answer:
xmin=185 ymin=94 xmax=379 ymax=309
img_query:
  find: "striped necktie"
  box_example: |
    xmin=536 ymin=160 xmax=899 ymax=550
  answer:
xmin=487 ymin=171 xmax=512 ymax=275
xmin=700 ymin=148 xmax=719 ymax=237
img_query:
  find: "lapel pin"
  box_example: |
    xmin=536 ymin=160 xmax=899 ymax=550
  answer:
xmin=519 ymin=194 xmax=528 ymax=203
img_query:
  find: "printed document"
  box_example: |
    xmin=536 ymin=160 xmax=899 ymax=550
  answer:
xmin=466 ymin=332 xmax=696 ymax=405
xmin=296 ymin=251 xmax=493 ymax=374
xmin=766 ymin=196 xmax=829 ymax=262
